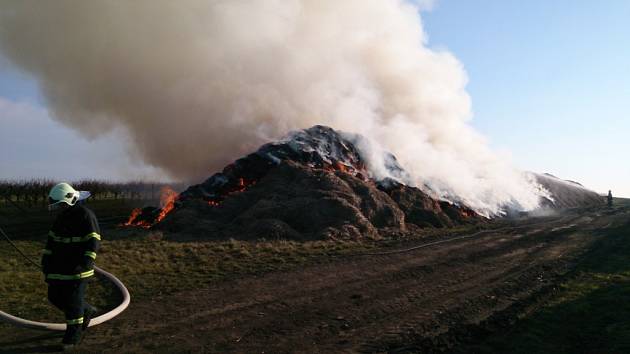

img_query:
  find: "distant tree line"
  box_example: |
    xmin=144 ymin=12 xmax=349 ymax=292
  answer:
xmin=0 ymin=179 xmax=186 ymax=208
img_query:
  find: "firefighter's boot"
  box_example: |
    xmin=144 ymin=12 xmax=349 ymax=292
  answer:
xmin=62 ymin=324 xmax=83 ymax=349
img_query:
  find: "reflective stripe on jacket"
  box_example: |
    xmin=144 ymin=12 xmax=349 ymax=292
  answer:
xmin=41 ymin=205 xmax=101 ymax=281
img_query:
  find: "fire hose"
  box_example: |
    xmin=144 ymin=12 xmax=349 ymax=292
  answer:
xmin=0 ymin=225 xmax=130 ymax=331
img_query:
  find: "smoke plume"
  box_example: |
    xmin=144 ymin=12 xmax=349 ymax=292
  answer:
xmin=0 ymin=0 xmax=546 ymax=215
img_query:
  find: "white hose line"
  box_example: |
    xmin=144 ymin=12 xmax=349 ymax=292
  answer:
xmin=0 ymin=266 xmax=130 ymax=331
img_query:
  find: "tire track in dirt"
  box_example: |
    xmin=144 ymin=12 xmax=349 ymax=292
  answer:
xmin=68 ymin=211 xmax=609 ymax=353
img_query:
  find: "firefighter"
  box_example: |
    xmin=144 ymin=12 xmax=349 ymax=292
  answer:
xmin=41 ymin=183 xmax=100 ymax=348
xmin=608 ymin=190 xmax=613 ymax=207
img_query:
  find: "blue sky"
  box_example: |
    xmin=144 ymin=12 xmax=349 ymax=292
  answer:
xmin=1 ymin=1 xmax=628 ymax=196
xmin=422 ymin=0 xmax=630 ymax=196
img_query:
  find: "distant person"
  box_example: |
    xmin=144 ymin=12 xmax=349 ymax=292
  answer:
xmin=608 ymin=190 xmax=613 ymax=207
xmin=41 ymin=183 xmax=100 ymax=349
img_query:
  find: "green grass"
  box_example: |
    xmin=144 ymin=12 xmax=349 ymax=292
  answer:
xmin=0 ymin=198 xmax=490 ymax=326
xmin=0 ymin=221 xmax=484 ymax=325
xmin=472 ymin=218 xmax=630 ymax=354
xmin=0 ymin=236 xmax=377 ymax=323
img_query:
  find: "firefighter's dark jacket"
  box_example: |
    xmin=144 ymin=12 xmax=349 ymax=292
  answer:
xmin=41 ymin=205 xmax=101 ymax=281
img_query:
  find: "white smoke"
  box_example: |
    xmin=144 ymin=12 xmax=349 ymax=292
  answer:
xmin=0 ymin=0 xmax=547 ymax=216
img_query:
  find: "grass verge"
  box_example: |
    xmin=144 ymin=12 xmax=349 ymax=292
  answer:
xmin=0 ymin=200 xmax=493 ymax=328
xmin=0 ymin=236 xmax=376 ymax=323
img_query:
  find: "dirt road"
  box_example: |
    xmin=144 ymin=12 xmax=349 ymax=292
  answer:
xmin=2 ymin=206 xmax=628 ymax=353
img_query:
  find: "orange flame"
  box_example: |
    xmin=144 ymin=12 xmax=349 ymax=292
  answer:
xmin=334 ymin=161 xmax=348 ymax=173
xmin=123 ymin=208 xmax=151 ymax=228
xmin=460 ymin=209 xmax=477 ymax=218
xmin=154 ymin=186 xmax=178 ymax=223
xmin=322 ymin=161 xmax=360 ymax=176
xmin=124 ymin=208 xmax=141 ymax=225
xmin=122 ymin=186 xmax=179 ymax=228
xmin=207 ymin=177 xmax=256 ymax=207
xmin=228 ymin=178 xmax=255 ymax=194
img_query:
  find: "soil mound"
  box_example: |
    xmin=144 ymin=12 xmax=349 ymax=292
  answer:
xmin=535 ymin=173 xmax=604 ymax=209
xmin=158 ymin=126 xmax=480 ymax=240
xmin=123 ymin=126 xmax=605 ymax=240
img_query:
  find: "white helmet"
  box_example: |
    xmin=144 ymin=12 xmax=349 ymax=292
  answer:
xmin=48 ymin=183 xmax=91 ymax=206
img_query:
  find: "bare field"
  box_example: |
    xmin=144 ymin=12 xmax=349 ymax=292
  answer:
xmin=1 ymin=200 xmax=629 ymax=353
